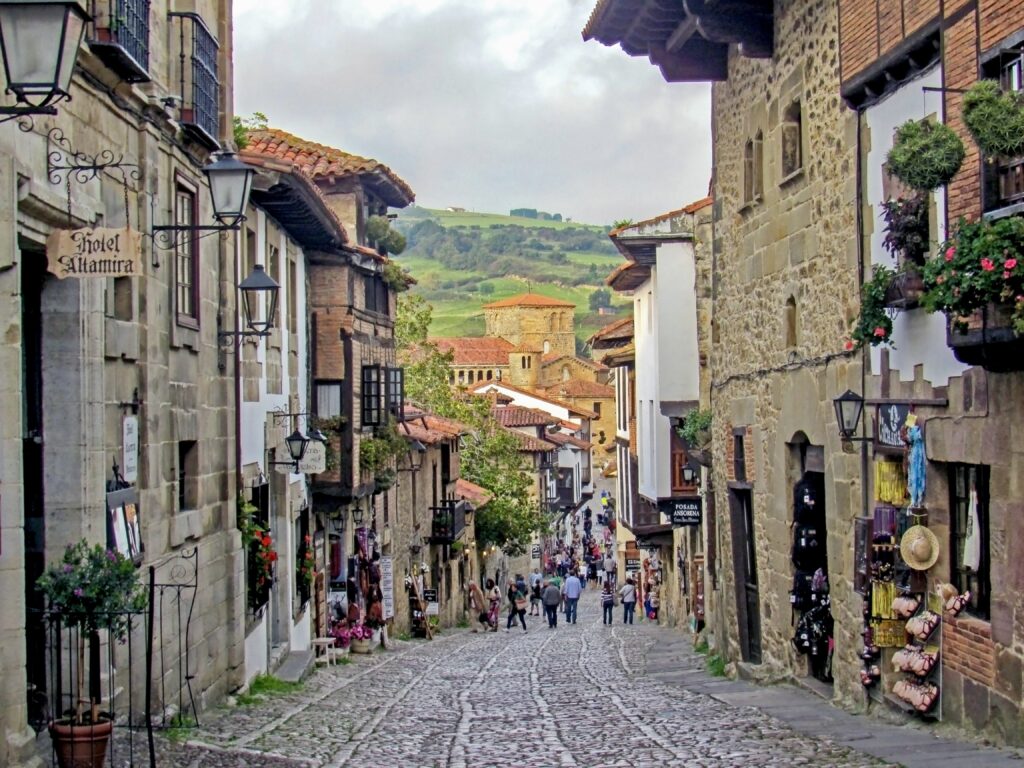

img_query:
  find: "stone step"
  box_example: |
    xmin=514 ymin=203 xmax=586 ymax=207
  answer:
xmin=275 ymin=650 xmax=314 ymax=684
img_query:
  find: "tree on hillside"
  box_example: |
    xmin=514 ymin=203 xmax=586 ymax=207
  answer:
xmin=589 ymin=288 xmax=612 ymax=311
xmin=396 ymin=295 xmax=544 ymax=554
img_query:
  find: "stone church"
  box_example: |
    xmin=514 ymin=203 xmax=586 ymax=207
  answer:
xmin=434 ymin=293 xmax=616 ymax=449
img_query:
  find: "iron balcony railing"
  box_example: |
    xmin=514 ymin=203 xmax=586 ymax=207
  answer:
xmin=89 ymin=0 xmax=151 ymax=82
xmin=169 ymin=11 xmax=220 ymax=147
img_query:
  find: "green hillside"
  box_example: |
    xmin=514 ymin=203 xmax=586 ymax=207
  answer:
xmin=393 ymin=207 xmax=630 ymax=344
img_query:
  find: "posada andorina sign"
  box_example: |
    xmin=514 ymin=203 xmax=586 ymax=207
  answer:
xmin=46 ymin=227 xmax=142 ymax=279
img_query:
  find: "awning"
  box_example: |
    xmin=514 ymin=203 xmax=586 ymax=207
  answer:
xmin=631 ymin=523 xmax=673 ymax=549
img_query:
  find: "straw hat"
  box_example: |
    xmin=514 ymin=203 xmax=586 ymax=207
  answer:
xmin=900 ymin=525 xmax=939 ymax=571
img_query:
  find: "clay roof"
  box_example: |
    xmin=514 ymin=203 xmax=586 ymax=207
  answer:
xmin=491 ymin=406 xmax=558 ymax=428
xmin=588 ymin=316 xmax=634 ymax=346
xmin=482 ymin=293 xmax=576 ymax=309
xmin=542 ymin=380 xmax=615 ymax=399
xmin=243 ymin=128 xmax=415 ymax=208
xmin=435 ymin=337 xmax=514 ymax=366
xmin=469 ymin=380 xmax=600 ymax=420
xmin=456 ymin=478 xmax=492 ymax=508
xmin=239 ymin=151 xmax=349 ymax=248
xmin=599 ymin=341 xmax=635 ymax=367
xmin=399 ymin=407 xmax=469 ymax=445
xmin=545 ymin=431 xmax=593 ymax=450
xmin=541 ymin=352 xmax=608 ymax=371
xmin=508 ymin=429 xmax=557 ymax=453
xmin=607 ymin=261 xmax=650 ymax=291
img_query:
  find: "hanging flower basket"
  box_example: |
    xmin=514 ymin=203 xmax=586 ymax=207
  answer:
xmin=850 ymin=264 xmax=895 ymax=349
xmin=962 ymin=80 xmax=1024 ymax=159
xmin=886 ymin=120 xmax=965 ymax=193
xmin=881 ymin=195 xmax=930 ymax=265
xmin=923 ymin=215 xmax=1024 ymax=370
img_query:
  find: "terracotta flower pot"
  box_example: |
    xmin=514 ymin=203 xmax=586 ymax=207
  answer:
xmin=49 ymin=718 xmax=113 ymax=768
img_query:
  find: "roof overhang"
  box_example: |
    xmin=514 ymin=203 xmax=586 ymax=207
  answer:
xmin=249 ymin=170 xmax=347 ymax=253
xmin=607 ymin=261 xmax=650 ymax=291
xmin=582 ymin=0 xmax=773 ymax=83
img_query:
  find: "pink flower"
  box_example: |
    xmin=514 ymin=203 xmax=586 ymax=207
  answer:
xmin=1006 ymin=258 xmax=1018 ymax=270
xmin=1004 ymin=271 xmax=1012 ymax=279
xmin=873 ymin=327 xmax=887 ymax=338
xmin=843 ymin=340 xmax=854 ymax=351
xmin=945 ymin=247 xmax=956 ymax=262
xmin=936 ymin=275 xmax=945 ymax=284
xmin=981 ymin=258 xmax=995 ymax=271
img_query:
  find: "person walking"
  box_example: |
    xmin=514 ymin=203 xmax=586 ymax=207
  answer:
xmin=619 ymin=577 xmax=637 ymax=624
xmin=563 ymin=571 xmax=583 ymax=624
xmin=506 ymin=580 xmax=527 ymax=632
xmin=530 ymin=577 xmax=542 ymax=616
xmin=601 ymin=581 xmax=615 ymax=625
xmin=541 ymin=579 xmax=562 ymax=628
xmin=485 ymin=578 xmax=501 ymax=632
xmin=604 ymin=552 xmax=617 ymax=589
xmin=468 ymin=582 xmax=489 ymax=633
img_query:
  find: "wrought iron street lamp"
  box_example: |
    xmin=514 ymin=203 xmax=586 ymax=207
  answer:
xmin=0 ymin=1 xmax=88 ymax=120
xmin=235 ymin=264 xmax=279 ymax=338
xmin=352 ymin=502 xmax=364 ymax=526
xmin=152 ymin=150 xmax=257 ymax=250
xmin=833 ymin=389 xmax=869 ymax=441
xmin=267 ymin=428 xmax=310 ymax=473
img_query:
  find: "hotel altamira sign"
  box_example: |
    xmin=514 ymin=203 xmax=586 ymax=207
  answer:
xmin=46 ymin=227 xmax=142 ymax=279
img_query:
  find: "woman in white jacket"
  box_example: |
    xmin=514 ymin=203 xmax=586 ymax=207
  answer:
xmin=618 ymin=577 xmax=637 ymax=624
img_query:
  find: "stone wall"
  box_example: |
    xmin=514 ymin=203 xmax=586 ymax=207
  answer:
xmin=0 ymin=3 xmax=243 ymax=764
xmin=484 ymin=305 xmax=576 ymax=358
xmin=709 ymin=0 xmax=864 ymax=706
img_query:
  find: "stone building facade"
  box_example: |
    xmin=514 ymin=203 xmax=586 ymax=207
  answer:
xmin=839 ymin=0 xmax=1024 ymax=742
xmin=482 ymin=293 xmax=577 ymax=357
xmin=0 ymin=3 xmax=244 ymax=766
xmin=584 ymin=0 xmax=864 ymax=707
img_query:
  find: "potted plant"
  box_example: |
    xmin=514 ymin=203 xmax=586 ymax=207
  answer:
xmin=961 ymin=79 xmax=1024 ymax=159
xmin=36 ymin=541 xmax=147 ymax=768
xmin=249 ymin=525 xmax=277 ymax=611
xmin=347 ymin=623 xmax=375 ymax=654
xmin=922 ymin=215 xmax=1024 ymax=368
xmin=886 ymin=119 xmax=965 ymax=193
xmin=850 ymin=264 xmax=896 ymax=349
xmin=297 ymin=534 xmax=315 ymax=601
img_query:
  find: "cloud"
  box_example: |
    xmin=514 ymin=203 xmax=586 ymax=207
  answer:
xmin=233 ymin=0 xmax=711 ymax=225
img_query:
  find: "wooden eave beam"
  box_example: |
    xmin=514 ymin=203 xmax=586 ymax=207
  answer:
xmin=666 ymin=15 xmax=699 ymax=52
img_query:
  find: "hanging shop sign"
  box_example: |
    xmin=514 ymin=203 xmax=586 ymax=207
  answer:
xmin=46 ymin=227 xmax=142 ymax=279
xmin=874 ymin=403 xmax=911 ymax=454
xmin=380 ymin=556 xmax=394 ymax=620
xmin=298 ymin=440 xmax=326 ymax=474
xmin=625 ymin=558 xmax=641 ymax=572
xmin=531 ymin=544 xmax=541 ymax=560
xmin=122 ymin=415 xmax=139 ymax=484
xmin=661 ymin=497 xmax=702 ymax=527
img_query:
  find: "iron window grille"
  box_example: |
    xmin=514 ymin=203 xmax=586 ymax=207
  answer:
xmin=168 ymin=12 xmax=220 ymax=148
xmin=88 ymin=0 xmax=151 ymax=81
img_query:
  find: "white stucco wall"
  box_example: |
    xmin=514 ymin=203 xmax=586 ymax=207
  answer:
xmin=865 ymin=65 xmax=966 ymax=384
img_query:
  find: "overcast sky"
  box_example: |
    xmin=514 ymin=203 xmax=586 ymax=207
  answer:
xmin=233 ymin=0 xmax=711 ymax=226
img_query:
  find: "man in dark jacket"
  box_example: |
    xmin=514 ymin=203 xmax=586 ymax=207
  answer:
xmin=541 ymin=580 xmax=562 ymax=628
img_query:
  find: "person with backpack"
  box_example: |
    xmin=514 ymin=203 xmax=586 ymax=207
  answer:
xmin=601 ymin=581 xmax=615 ymax=624
xmin=541 ymin=579 xmax=562 ymax=628
xmin=618 ymin=577 xmax=637 ymax=624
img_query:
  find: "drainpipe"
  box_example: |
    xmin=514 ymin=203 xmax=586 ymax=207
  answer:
xmin=855 ymin=110 xmax=870 ymax=521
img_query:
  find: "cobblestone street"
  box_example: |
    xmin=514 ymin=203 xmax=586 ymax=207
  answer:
xmin=158 ymin=592 xmax=895 ymax=768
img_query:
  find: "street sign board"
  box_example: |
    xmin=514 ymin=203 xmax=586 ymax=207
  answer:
xmin=531 ymin=544 xmax=541 ymax=559
xmin=625 ymin=558 xmax=641 ymax=572
xmin=661 ymin=497 xmax=702 ymax=527
xmin=380 ymin=556 xmax=394 ymax=620
xmin=122 ymin=415 xmax=138 ymax=484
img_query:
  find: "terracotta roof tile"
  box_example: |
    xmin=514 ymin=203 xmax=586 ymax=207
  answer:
xmin=542 ymin=380 xmax=615 ymax=398
xmin=541 ymin=353 xmax=608 ymax=371
xmin=456 ymin=478 xmax=492 ymax=508
xmin=589 ymin=316 xmax=633 ymax=343
xmin=482 ymin=292 xmax=575 ymax=309
xmin=435 ymin=337 xmax=514 ymax=366
xmin=545 ymin=431 xmax=593 ymax=450
xmin=508 ymin=429 xmax=557 ymax=453
xmin=244 ymin=128 xmax=415 ymax=208
xmin=491 ymin=406 xmax=558 ymax=428
xmin=608 ymin=195 xmax=714 ymax=238
xmin=469 ymin=380 xmax=599 ymax=420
